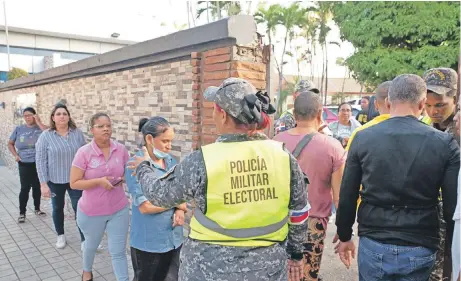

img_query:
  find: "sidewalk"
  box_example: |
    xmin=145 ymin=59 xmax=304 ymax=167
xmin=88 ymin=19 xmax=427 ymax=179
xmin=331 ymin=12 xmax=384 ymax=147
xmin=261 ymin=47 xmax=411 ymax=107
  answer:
xmin=0 ymin=165 xmax=134 ymax=281
xmin=0 ymin=163 xmax=358 ymax=281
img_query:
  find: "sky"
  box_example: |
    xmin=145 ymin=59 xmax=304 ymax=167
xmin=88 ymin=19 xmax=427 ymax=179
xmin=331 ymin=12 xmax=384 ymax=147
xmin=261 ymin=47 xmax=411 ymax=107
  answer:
xmin=1 ymin=0 xmax=354 ymax=78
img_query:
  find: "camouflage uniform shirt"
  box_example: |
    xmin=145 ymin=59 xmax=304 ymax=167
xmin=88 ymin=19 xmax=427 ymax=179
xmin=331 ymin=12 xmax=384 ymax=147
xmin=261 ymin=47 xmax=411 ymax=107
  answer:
xmin=434 ymin=114 xmax=460 ymax=145
xmin=431 ymin=114 xmax=459 ymax=281
xmin=135 ymin=133 xmax=309 ymax=281
xmin=274 ymin=109 xmax=296 ymax=135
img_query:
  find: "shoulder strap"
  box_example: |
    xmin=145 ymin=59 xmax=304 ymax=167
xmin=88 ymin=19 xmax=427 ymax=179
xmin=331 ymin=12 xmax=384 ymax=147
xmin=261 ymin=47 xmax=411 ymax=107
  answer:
xmin=292 ymin=133 xmax=316 ymax=158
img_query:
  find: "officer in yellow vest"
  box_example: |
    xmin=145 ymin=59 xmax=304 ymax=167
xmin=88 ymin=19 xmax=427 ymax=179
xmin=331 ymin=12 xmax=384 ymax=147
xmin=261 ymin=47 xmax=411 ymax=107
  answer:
xmin=419 ymin=108 xmax=432 ymax=125
xmin=128 ymin=77 xmax=310 ymax=281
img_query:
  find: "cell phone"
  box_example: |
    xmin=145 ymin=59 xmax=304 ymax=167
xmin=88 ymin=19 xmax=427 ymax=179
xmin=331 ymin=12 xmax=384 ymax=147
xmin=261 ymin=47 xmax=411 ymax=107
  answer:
xmin=111 ymin=178 xmax=123 ymax=187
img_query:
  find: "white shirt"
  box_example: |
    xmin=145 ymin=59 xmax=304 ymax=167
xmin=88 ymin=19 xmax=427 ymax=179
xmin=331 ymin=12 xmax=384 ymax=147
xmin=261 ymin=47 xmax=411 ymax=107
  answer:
xmin=454 ymin=169 xmax=461 ymax=221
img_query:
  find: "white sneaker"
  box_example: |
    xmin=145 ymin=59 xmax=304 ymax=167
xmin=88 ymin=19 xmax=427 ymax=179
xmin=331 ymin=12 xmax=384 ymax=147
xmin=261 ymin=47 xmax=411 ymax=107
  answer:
xmin=56 ymin=235 xmax=66 ymax=249
xmin=329 ymin=214 xmax=336 ymax=224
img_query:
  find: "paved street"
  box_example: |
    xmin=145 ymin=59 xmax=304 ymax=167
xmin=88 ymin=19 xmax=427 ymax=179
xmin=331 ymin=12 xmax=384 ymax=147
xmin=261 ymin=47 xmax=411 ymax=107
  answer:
xmin=320 ymin=219 xmax=358 ymax=280
xmin=0 ymin=163 xmax=358 ymax=281
xmin=0 ymin=165 xmax=135 ymax=281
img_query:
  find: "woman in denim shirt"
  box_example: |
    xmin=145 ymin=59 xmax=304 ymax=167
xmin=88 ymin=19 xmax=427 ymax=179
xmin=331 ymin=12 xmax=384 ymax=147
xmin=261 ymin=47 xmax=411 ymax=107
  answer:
xmin=125 ymin=117 xmax=187 ymax=281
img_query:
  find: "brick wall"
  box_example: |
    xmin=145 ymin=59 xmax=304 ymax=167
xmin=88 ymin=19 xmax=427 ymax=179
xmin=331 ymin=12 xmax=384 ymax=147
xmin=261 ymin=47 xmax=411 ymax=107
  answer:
xmin=0 ymin=59 xmax=195 ymax=171
xmin=0 ymin=15 xmax=268 ymax=238
xmin=197 ymin=40 xmax=266 ymax=146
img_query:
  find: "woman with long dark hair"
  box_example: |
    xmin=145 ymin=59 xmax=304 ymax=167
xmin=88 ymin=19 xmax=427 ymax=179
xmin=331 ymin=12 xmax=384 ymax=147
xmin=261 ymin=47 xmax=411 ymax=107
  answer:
xmin=36 ymin=104 xmax=86 ymax=249
xmin=8 ymin=107 xmax=48 ymax=223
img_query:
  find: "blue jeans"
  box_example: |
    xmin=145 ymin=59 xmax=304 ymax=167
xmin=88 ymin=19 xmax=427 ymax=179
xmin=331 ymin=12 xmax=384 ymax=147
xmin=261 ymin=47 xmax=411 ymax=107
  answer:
xmin=48 ymin=182 xmax=84 ymax=241
xmin=358 ymin=237 xmax=436 ymax=281
xmin=77 ymin=205 xmax=130 ymax=281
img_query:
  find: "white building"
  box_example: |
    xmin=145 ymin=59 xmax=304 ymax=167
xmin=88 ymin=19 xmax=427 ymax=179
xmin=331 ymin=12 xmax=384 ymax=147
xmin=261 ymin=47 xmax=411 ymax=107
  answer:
xmin=0 ymin=25 xmax=136 ymax=81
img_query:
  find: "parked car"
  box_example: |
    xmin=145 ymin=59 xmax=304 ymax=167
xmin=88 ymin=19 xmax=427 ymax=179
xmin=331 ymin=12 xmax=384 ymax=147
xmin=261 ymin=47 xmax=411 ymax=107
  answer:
xmin=323 ymin=107 xmax=338 ymax=124
xmin=345 ymin=99 xmax=362 ymax=111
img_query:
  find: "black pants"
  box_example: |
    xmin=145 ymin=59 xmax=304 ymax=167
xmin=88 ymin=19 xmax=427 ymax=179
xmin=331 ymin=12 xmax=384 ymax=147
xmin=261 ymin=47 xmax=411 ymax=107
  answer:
xmin=18 ymin=162 xmax=41 ymax=214
xmin=131 ymin=246 xmax=181 ymax=281
xmin=48 ymin=182 xmax=85 ymax=241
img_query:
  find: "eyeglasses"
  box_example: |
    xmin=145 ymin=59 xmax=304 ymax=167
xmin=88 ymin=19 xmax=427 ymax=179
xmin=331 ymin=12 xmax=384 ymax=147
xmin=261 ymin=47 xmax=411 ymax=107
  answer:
xmin=54 ymin=112 xmax=68 ymax=116
xmin=93 ymin=124 xmax=112 ymax=129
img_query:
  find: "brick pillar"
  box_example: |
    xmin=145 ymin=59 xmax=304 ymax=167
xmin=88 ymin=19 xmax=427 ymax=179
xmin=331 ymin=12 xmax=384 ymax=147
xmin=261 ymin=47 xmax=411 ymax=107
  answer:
xmin=198 ymin=39 xmax=266 ymax=146
xmin=191 ymin=52 xmax=202 ymax=150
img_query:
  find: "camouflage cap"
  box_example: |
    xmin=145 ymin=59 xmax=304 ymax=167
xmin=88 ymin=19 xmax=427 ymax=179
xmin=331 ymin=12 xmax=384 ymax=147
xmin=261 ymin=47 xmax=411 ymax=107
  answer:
xmin=295 ymin=80 xmax=320 ymax=94
xmin=203 ymin=78 xmax=257 ymax=124
xmin=423 ymin=68 xmax=458 ymax=95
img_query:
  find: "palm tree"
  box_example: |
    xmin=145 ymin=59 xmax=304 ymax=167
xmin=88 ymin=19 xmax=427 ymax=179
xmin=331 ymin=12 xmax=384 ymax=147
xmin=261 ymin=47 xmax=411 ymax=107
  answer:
xmin=336 ymin=57 xmax=348 ymax=94
xmin=300 ymin=8 xmax=320 ymax=83
xmin=317 ymin=2 xmax=333 ymax=105
xmin=254 ymin=4 xmax=282 ymax=52
xmin=197 ymin=1 xmax=242 ymax=21
xmin=274 ymin=2 xmax=304 ymax=114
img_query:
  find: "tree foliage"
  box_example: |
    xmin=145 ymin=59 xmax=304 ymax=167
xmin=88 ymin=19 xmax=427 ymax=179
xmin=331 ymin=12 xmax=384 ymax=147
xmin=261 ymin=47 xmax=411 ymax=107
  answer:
xmin=332 ymin=1 xmax=460 ymax=87
xmin=196 ymin=1 xmax=241 ymax=21
xmin=7 ymin=67 xmax=28 ymax=80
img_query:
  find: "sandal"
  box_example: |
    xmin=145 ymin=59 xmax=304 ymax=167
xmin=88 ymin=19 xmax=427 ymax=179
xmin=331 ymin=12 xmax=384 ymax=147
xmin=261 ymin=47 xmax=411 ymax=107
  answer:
xmin=35 ymin=210 xmax=46 ymax=217
xmin=18 ymin=214 xmax=26 ymax=223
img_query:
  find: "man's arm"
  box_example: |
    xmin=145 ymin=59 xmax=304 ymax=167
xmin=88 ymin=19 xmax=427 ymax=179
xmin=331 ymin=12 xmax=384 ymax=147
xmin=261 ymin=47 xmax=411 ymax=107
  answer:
xmin=332 ymin=164 xmax=345 ymax=209
xmin=135 ymin=151 xmax=205 ymax=209
xmin=286 ymin=153 xmax=309 ymax=260
xmin=336 ymin=133 xmax=363 ymax=242
xmin=331 ymin=139 xmax=347 ymax=208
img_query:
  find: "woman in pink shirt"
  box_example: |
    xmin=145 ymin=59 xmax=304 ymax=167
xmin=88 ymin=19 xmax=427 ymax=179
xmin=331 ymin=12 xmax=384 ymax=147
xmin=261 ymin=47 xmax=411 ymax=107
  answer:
xmin=70 ymin=113 xmax=130 ymax=281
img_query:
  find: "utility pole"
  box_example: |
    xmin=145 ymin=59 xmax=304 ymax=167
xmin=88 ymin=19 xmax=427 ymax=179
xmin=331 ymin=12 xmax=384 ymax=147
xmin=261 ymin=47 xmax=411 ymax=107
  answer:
xmin=3 ymin=0 xmax=11 ymax=71
xmin=186 ymin=1 xmax=191 ymax=28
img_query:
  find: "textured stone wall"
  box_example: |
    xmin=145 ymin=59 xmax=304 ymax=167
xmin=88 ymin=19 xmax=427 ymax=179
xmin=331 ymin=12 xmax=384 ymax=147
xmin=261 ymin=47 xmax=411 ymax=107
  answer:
xmin=0 ymin=16 xmax=267 ymax=239
xmin=0 ymin=59 xmax=195 ymax=171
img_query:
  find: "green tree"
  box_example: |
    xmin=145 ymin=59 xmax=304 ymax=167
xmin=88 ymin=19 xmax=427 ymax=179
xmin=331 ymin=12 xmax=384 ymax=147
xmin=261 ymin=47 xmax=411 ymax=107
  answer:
xmin=254 ymin=2 xmax=304 ymax=116
xmin=254 ymin=3 xmax=282 ymax=51
xmin=274 ymin=2 xmax=304 ymax=115
xmin=7 ymin=67 xmax=28 ymax=80
xmin=316 ymin=2 xmax=335 ymax=104
xmin=336 ymin=57 xmax=349 ymax=94
xmin=332 ymin=1 xmax=460 ymax=87
xmin=299 ymin=9 xmax=320 ymax=81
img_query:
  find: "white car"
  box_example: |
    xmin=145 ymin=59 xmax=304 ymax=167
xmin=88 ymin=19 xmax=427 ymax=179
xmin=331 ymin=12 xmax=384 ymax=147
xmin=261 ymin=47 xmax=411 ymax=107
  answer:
xmin=345 ymin=99 xmax=363 ymax=111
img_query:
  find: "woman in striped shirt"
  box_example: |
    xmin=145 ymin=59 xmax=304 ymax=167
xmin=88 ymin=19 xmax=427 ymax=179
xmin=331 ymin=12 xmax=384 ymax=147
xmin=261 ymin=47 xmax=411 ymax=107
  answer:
xmin=36 ymin=104 xmax=86 ymax=250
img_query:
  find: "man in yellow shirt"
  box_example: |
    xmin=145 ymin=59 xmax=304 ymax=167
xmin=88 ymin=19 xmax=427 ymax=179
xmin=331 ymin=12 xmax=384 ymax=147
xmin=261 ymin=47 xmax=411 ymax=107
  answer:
xmin=345 ymin=81 xmax=392 ymax=211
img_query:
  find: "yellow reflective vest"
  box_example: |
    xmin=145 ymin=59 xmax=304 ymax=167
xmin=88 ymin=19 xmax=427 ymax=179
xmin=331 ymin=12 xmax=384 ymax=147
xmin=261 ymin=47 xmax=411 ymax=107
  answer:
xmin=419 ymin=115 xmax=432 ymax=125
xmin=189 ymin=140 xmax=291 ymax=247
